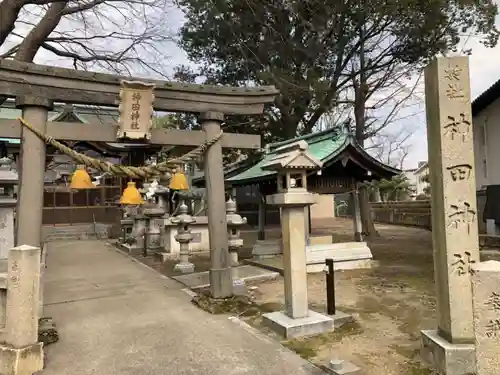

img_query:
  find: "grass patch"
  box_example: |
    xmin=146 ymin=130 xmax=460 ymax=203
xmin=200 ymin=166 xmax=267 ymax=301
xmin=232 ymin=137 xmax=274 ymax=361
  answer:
xmin=282 ymin=321 xmax=363 ymax=360
xmin=404 ymin=368 xmax=435 ymax=375
xmin=192 ymin=291 xmax=255 ymax=314
xmin=192 ymin=290 xmax=284 ymax=317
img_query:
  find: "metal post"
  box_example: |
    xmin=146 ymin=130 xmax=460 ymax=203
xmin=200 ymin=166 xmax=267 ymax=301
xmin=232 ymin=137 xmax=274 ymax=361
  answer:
xmin=325 ymin=258 xmax=336 ymax=315
xmin=143 ymin=221 xmax=148 ymax=257
xmin=257 ymin=190 xmax=266 ymax=241
xmin=308 ymin=205 xmax=312 ymax=235
xmin=200 ymin=112 xmax=232 ymax=298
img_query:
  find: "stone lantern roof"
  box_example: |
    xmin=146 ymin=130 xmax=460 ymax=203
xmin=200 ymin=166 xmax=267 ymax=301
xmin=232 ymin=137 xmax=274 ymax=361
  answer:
xmin=261 ymin=140 xmax=323 ymax=172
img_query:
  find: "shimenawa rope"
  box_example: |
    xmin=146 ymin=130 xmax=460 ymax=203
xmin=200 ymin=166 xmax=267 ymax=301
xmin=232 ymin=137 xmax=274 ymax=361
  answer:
xmin=17 ymin=117 xmax=222 ymax=179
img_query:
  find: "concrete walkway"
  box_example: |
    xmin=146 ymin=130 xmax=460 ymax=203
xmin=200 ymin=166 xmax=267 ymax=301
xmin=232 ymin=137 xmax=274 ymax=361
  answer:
xmin=42 ymin=241 xmax=323 ymax=375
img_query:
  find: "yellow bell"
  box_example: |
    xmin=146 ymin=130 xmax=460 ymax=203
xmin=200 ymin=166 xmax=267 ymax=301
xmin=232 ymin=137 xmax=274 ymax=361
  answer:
xmin=169 ymin=171 xmax=189 ymax=190
xmin=120 ymin=181 xmax=145 ymax=205
xmin=70 ymin=165 xmax=96 ymax=189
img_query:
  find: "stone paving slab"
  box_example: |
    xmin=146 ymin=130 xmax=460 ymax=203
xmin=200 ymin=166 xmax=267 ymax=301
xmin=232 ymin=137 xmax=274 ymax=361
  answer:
xmin=173 ymin=265 xmax=279 ymax=289
xmin=41 ymin=241 xmax=321 ymax=375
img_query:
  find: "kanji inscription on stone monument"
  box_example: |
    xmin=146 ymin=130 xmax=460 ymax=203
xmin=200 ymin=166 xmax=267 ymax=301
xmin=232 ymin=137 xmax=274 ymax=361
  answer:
xmin=118 ymin=80 xmax=155 ymax=140
xmin=451 ymin=251 xmax=476 ymax=276
xmin=446 ymin=164 xmax=472 ymax=181
xmin=447 ymin=201 xmax=476 ymax=233
xmin=486 ymin=292 xmax=500 ymax=312
xmin=444 ymin=113 xmax=471 ymax=142
xmin=443 ymin=65 xmax=462 ymax=81
xmin=471 ymin=261 xmax=500 ymax=374
xmin=485 ymin=319 xmax=500 ymax=338
xmin=444 ymin=64 xmax=465 ymax=99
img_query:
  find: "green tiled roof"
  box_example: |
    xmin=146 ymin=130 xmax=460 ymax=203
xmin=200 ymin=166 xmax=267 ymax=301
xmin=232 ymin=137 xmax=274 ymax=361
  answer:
xmin=0 ymin=108 xmax=21 ymax=120
xmin=227 ymin=128 xmax=348 ymax=183
xmin=0 ymin=109 xmax=22 ymax=144
xmin=0 ymin=103 xmax=117 ymax=145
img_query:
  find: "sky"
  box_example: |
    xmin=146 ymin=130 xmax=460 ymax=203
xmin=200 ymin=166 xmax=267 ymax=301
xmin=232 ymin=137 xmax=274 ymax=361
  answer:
xmin=3 ymin=2 xmax=500 ymax=171
xmin=399 ymin=13 xmax=500 ymax=170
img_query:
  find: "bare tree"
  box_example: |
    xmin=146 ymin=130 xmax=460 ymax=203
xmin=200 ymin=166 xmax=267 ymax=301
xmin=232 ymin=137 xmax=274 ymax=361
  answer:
xmin=341 ymin=14 xmax=426 ymax=236
xmin=0 ymin=0 xmax=175 ymax=76
xmin=370 ymin=128 xmax=413 ymax=169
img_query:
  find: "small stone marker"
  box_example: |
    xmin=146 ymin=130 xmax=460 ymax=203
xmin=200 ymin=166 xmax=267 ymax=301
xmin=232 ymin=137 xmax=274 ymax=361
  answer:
xmin=6 ymin=245 xmax=41 ymax=348
xmin=0 ymin=245 xmax=44 ymax=375
xmin=472 ymin=260 xmax=500 ymax=374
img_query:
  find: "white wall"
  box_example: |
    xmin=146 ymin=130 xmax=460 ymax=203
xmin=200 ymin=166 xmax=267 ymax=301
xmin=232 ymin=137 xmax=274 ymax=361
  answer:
xmin=414 ymin=166 xmax=429 ymax=195
xmin=472 ymin=98 xmax=500 ymax=189
xmin=403 ymin=169 xmax=417 ymax=189
xmin=310 ymin=193 xmax=334 ymax=219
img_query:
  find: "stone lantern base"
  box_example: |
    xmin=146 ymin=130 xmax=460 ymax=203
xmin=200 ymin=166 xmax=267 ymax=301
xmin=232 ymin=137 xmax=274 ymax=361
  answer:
xmin=262 ymin=310 xmax=333 ymax=339
xmin=173 ymin=262 xmax=195 ymax=274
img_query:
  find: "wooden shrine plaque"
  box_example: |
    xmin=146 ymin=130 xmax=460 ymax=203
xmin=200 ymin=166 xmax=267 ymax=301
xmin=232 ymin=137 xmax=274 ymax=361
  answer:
xmin=118 ymin=80 xmax=155 ymax=140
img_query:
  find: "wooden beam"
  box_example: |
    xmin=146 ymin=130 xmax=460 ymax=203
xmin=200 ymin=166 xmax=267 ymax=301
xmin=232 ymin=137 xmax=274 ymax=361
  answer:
xmin=0 ymin=119 xmax=261 ymax=149
xmin=0 ymin=60 xmax=278 ymax=115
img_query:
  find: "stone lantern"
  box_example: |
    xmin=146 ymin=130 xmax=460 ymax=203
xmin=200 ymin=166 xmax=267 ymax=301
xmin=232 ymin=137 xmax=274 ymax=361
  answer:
xmin=226 ymin=197 xmax=247 ymax=266
xmin=0 ymin=158 xmax=18 ymax=260
xmin=171 ymin=201 xmax=195 ymax=273
xmin=260 ymin=140 xmax=334 ymax=338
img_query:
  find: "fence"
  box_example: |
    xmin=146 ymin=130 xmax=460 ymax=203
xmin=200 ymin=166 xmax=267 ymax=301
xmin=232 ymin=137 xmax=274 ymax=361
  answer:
xmin=42 ymin=185 xmax=122 ymax=226
xmin=0 ymin=245 xmax=44 ymax=374
xmin=337 ymin=190 xmax=487 ymax=234
xmin=369 ymin=201 xmax=432 ymax=229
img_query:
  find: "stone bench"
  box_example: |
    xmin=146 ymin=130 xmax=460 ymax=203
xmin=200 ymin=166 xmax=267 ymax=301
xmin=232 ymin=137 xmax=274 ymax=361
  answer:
xmin=251 ymin=235 xmax=334 ymax=259
xmin=306 ymin=242 xmax=373 ymax=273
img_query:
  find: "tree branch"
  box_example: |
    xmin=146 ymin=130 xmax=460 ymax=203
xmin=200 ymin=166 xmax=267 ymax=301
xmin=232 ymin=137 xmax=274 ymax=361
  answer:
xmin=15 ymin=1 xmax=68 ymax=62
xmin=0 ymin=0 xmax=26 ymax=46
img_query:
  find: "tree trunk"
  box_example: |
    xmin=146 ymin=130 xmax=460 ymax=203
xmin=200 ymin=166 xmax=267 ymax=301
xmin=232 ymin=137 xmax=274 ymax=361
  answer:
xmin=0 ymin=0 xmax=25 ymax=47
xmin=354 ymin=20 xmax=378 ymax=237
xmin=359 ymin=187 xmax=377 ymax=236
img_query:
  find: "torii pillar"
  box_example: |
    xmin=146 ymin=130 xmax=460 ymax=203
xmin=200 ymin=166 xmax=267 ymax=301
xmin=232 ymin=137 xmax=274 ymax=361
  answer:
xmin=200 ymin=112 xmax=232 ymax=298
xmin=15 ymin=96 xmax=53 ymax=247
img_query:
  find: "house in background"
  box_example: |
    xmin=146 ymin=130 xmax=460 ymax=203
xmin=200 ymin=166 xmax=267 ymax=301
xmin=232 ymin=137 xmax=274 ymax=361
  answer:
xmin=402 ymin=167 xmax=417 ymax=188
xmin=472 ymin=81 xmax=500 ymax=190
xmin=471 ymin=79 xmax=500 ymax=234
xmin=413 ymin=161 xmax=429 ymax=196
xmin=401 ymin=166 xmax=419 ymax=199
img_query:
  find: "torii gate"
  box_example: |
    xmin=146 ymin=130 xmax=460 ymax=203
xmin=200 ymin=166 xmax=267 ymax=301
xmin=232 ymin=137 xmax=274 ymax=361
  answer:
xmin=0 ymin=59 xmax=278 ymax=298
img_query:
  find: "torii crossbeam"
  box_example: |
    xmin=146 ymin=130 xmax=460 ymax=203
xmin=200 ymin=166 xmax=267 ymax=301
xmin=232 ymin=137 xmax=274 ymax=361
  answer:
xmin=0 ymin=59 xmax=278 ymax=298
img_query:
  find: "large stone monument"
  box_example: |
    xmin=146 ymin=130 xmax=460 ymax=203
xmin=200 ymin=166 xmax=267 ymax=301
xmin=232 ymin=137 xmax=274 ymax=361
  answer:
xmin=260 ymin=140 xmax=333 ymax=338
xmin=420 ymin=56 xmax=477 ymax=374
xmin=471 ymin=260 xmax=500 ymax=375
